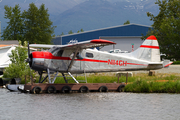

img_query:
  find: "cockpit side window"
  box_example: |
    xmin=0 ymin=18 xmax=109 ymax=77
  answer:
xmin=86 ymin=52 xmax=93 ymax=58
xmin=54 ymin=50 xmax=64 ymax=57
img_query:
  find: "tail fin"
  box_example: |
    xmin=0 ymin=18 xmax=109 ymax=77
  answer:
xmin=132 ymin=35 xmax=161 ymax=62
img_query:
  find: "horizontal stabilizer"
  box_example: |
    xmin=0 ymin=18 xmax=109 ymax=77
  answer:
xmin=163 ymin=60 xmax=173 ymax=68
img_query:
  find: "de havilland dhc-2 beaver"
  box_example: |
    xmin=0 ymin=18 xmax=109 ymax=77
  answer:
xmin=25 ymin=35 xmax=172 ymax=84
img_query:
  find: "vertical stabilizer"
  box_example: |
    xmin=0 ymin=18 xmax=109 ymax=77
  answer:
xmin=132 ymin=35 xmax=161 ymax=62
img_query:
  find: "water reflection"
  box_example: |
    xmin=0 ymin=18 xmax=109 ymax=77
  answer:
xmin=0 ymin=88 xmax=180 ymax=120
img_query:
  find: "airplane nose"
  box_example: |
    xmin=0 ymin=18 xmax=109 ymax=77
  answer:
xmin=30 ymin=51 xmax=46 ymax=71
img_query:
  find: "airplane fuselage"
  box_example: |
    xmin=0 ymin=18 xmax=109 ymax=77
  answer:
xmin=30 ymin=48 xmax=163 ymax=74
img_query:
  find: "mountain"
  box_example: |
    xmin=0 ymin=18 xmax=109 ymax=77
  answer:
xmin=0 ymin=0 xmax=85 ymax=32
xmin=54 ymin=0 xmax=159 ymax=35
xmin=0 ymin=0 xmax=159 ymax=37
xmin=0 ymin=0 xmax=85 ymax=15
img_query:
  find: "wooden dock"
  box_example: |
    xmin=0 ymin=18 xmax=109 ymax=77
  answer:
xmin=24 ymin=83 xmax=126 ymax=94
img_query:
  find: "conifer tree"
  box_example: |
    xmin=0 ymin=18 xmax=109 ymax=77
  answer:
xmin=123 ymin=20 xmax=130 ymax=25
xmin=2 ymin=4 xmax=24 ymax=41
xmin=80 ymin=29 xmax=84 ymax=32
xmin=24 ymin=3 xmax=55 ymax=44
xmin=2 ymin=3 xmax=55 ymax=44
xmin=68 ymin=30 xmax=73 ymax=34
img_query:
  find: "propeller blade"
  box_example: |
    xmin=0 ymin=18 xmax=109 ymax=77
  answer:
xmin=28 ymin=42 xmax=30 ymax=59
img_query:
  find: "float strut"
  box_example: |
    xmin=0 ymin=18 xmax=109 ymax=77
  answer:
xmin=62 ymin=73 xmax=68 ymax=83
xmin=68 ymin=72 xmax=79 ymax=83
xmin=40 ymin=75 xmax=48 ymax=83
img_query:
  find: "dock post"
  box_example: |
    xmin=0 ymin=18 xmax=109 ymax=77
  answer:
xmin=126 ymin=72 xmax=128 ymax=84
xmin=31 ymin=75 xmax=33 ymax=85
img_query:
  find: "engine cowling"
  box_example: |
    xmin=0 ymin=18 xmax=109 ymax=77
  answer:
xmin=29 ymin=51 xmax=52 ymax=71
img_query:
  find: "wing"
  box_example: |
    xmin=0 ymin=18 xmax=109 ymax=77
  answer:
xmin=29 ymin=44 xmax=57 ymax=49
xmin=29 ymin=39 xmax=116 ymax=50
xmin=60 ymin=39 xmax=116 ymax=50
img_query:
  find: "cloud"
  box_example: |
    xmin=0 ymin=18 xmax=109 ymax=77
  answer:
xmin=0 ymin=0 xmax=2 ymax=3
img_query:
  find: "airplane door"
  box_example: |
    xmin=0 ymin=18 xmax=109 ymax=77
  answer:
xmin=50 ymin=50 xmax=68 ymax=71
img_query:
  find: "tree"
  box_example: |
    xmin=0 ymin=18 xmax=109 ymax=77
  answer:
xmin=2 ymin=3 xmax=55 ymax=45
xmin=3 ymin=42 xmax=34 ymax=80
xmin=60 ymin=32 xmax=64 ymax=36
xmin=142 ymin=0 xmax=180 ymax=60
xmin=80 ymin=29 xmax=84 ymax=32
xmin=77 ymin=29 xmax=84 ymax=33
xmin=123 ymin=20 xmax=130 ymax=25
xmin=68 ymin=30 xmax=73 ymax=34
xmin=24 ymin=3 xmax=55 ymax=44
xmin=2 ymin=4 xmax=24 ymax=41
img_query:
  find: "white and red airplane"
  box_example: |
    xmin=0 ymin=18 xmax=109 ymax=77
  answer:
xmin=28 ymin=35 xmax=172 ymax=84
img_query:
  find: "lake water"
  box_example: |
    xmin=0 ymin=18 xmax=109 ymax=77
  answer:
xmin=0 ymin=88 xmax=180 ymax=120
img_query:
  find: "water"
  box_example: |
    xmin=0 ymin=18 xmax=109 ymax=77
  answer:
xmin=0 ymin=88 xmax=180 ymax=120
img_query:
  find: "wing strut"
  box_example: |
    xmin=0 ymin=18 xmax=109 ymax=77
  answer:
xmin=67 ymin=48 xmax=79 ymax=72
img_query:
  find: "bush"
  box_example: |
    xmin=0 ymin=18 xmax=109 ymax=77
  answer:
xmin=3 ymin=45 xmax=34 ymax=81
xmin=172 ymin=61 xmax=180 ymax=64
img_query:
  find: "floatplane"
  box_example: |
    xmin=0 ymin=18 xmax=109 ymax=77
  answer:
xmin=7 ymin=35 xmax=172 ymax=92
xmin=28 ymin=35 xmax=171 ymax=83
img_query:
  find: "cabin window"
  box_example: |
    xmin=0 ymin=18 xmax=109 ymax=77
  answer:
xmin=86 ymin=52 xmax=93 ymax=58
xmin=54 ymin=50 xmax=64 ymax=57
xmin=76 ymin=52 xmax=83 ymax=59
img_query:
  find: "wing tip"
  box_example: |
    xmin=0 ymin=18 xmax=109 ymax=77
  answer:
xmin=91 ymin=39 xmax=116 ymax=44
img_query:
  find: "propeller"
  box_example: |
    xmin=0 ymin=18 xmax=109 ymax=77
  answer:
xmin=27 ymin=42 xmax=32 ymax=84
xmin=28 ymin=42 xmax=30 ymax=60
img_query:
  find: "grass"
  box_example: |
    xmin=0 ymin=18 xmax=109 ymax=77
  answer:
xmin=54 ymin=73 xmax=126 ymax=84
xmin=124 ymin=73 xmax=180 ymax=93
xmin=124 ymin=80 xmax=180 ymax=93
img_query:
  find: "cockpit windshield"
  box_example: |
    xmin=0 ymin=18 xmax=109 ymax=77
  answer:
xmin=48 ymin=46 xmax=59 ymax=54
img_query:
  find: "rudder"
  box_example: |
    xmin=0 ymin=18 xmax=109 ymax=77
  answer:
xmin=132 ymin=35 xmax=161 ymax=62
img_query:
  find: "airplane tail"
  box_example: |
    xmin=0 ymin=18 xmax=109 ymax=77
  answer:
xmin=132 ymin=35 xmax=161 ymax=62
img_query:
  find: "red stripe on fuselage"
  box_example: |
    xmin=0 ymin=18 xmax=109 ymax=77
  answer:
xmin=140 ymin=45 xmax=159 ymax=49
xmin=32 ymin=51 xmax=148 ymax=66
xmin=127 ymin=63 xmax=148 ymax=66
xmin=76 ymin=58 xmax=108 ymax=63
